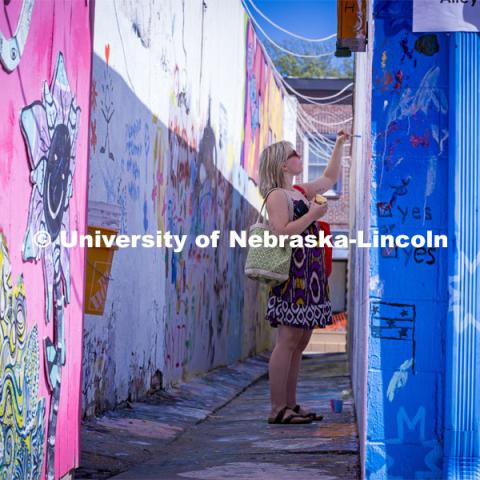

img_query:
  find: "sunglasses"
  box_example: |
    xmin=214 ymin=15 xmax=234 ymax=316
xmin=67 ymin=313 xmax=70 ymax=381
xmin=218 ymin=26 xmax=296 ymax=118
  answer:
xmin=287 ymin=150 xmax=300 ymax=159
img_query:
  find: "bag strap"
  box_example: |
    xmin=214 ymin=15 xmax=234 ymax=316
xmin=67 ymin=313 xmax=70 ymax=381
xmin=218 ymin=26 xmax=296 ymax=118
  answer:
xmin=256 ymin=188 xmax=294 ymax=224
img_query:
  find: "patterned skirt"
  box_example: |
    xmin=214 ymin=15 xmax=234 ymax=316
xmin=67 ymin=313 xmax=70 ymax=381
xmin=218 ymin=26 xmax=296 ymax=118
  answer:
xmin=265 ymin=200 xmax=333 ymax=330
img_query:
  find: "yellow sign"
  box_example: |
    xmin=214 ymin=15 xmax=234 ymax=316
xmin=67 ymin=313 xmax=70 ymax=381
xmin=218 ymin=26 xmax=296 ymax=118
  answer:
xmin=84 ymin=226 xmax=118 ymax=315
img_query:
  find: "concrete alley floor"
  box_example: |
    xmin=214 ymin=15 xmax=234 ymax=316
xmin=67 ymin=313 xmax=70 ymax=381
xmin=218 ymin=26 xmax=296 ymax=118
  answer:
xmin=77 ymin=353 xmax=359 ymax=480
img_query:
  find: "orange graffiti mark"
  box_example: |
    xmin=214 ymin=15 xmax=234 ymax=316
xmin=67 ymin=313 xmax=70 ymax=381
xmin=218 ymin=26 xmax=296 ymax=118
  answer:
xmin=91 ymin=119 xmax=97 ymax=153
xmin=375 ymin=71 xmax=394 ymax=93
xmin=105 ymin=44 xmax=111 ymax=65
xmin=90 ymin=79 xmax=98 ymax=111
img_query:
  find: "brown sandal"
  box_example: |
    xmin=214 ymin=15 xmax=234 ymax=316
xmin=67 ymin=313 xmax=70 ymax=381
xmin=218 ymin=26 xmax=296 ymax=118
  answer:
xmin=293 ymin=404 xmax=324 ymax=422
xmin=267 ymin=406 xmax=313 ymax=424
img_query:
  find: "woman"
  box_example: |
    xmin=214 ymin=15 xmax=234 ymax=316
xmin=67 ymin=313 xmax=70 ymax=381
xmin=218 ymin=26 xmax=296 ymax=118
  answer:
xmin=258 ymin=130 xmax=349 ymax=424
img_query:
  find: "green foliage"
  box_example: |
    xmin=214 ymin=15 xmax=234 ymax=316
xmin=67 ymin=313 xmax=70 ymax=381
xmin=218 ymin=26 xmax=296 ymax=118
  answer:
xmin=265 ymin=39 xmax=353 ymax=79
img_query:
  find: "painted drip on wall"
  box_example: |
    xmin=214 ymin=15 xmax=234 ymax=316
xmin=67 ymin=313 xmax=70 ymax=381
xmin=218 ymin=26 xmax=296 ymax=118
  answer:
xmin=0 ymin=0 xmax=91 ymax=477
xmin=83 ymin=0 xmax=288 ymax=415
xmin=365 ymin=0 xmax=448 ymax=477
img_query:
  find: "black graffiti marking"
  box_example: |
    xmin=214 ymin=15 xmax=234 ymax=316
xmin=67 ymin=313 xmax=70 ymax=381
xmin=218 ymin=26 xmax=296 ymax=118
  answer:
xmin=401 ymin=247 xmax=437 ymax=266
xmin=43 ymin=124 xmax=71 ymax=240
xmin=370 ymin=301 xmax=416 ymax=362
xmin=415 ymin=35 xmax=440 ymax=57
xmin=397 ymin=205 xmax=433 ymax=224
xmin=377 ymin=177 xmax=411 ymax=218
xmin=391 ymin=177 xmax=411 ymax=196
xmin=440 ymin=0 xmax=476 ymax=6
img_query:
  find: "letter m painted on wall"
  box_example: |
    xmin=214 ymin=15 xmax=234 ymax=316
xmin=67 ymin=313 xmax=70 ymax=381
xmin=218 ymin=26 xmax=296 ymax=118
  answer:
xmin=389 ymin=406 xmax=426 ymax=444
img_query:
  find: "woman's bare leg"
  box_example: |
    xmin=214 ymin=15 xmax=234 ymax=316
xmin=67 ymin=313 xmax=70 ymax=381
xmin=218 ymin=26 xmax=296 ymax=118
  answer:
xmin=269 ymin=325 xmax=305 ymax=417
xmin=286 ymin=329 xmax=314 ymax=409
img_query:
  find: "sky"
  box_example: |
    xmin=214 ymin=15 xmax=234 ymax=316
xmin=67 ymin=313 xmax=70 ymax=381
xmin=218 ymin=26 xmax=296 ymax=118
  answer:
xmin=253 ymin=0 xmax=338 ymax=43
xmin=245 ymin=0 xmax=347 ymax=72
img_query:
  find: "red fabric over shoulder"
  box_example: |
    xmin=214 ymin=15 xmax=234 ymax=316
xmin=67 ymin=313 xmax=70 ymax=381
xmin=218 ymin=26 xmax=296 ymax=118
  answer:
xmin=292 ymin=184 xmax=307 ymax=197
xmin=318 ymin=221 xmax=333 ymax=277
xmin=293 ymin=185 xmax=333 ymax=278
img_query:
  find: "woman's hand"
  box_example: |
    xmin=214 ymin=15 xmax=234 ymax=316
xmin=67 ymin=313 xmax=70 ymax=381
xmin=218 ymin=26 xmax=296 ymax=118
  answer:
xmin=336 ymin=129 xmax=350 ymax=145
xmin=308 ymin=201 xmax=328 ymax=221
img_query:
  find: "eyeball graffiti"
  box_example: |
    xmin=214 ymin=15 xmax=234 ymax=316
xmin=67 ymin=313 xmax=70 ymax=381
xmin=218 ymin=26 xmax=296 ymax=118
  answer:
xmin=0 ymin=233 xmax=46 ymax=480
xmin=0 ymin=0 xmax=35 ymax=72
xmin=20 ymin=51 xmax=80 ymax=480
xmin=43 ymin=125 xmax=72 ymax=239
xmin=20 ymin=51 xmax=80 ymax=323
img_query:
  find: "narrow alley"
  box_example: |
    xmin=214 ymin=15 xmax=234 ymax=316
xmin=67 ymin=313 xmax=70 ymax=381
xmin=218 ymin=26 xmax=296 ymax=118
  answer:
xmin=4 ymin=0 xmax=480 ymax=478
xmin=78 ymin=353 xmax=359 ymax=479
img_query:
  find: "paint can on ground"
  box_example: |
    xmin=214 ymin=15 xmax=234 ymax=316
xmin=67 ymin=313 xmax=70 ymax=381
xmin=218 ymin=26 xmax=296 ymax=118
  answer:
xmin=330 ymin=399 xmax=344 ymax=413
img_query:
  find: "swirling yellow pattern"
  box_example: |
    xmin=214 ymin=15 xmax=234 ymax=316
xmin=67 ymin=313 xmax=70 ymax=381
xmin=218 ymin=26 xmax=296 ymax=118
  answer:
xmin=0 ymin=233 xmax=45 ymax=479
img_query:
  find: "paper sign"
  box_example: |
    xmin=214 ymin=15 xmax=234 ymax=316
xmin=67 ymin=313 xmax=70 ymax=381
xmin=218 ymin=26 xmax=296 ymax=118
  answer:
xmin=413 ymin=0 xmax=480 ymax=32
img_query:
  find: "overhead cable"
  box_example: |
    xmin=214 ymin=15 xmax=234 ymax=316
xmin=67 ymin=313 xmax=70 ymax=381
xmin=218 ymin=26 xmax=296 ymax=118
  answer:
xmin=246 ymin=0 xmax=337 ymax=43
xmin=242 ymin=0 xmax=336 ymax=59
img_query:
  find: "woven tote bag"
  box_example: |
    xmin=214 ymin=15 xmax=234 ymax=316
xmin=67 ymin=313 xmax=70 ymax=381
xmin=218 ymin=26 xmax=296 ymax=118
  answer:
xmin=244 ymin=188 xmax=294 ymax=286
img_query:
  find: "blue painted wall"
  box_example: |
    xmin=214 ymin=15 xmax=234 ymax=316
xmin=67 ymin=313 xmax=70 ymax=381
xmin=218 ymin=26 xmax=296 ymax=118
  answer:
xmin=366 ymin=1 xmax=449 ymax=477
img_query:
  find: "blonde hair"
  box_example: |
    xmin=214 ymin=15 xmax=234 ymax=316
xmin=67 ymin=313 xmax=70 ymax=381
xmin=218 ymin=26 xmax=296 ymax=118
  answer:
xmin=258 ymin=141 xmax=295 ymax=198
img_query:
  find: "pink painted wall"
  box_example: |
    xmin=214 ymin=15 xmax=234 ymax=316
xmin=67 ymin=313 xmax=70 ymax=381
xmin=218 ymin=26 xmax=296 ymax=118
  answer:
xmin=0 ymin=1 xmax=91 ymax=478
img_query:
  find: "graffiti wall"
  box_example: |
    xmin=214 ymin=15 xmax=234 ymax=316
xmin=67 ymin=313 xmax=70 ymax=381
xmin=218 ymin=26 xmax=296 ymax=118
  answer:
xmin=83 ymin=0 xmax=295 ymax=416
xmin=242 ymin=21 xmax=285 ymax=184
xmin=364 ymin=0 xmax=449 ymax=477
xmin=0 ymin=1 xmax=91 ymax=478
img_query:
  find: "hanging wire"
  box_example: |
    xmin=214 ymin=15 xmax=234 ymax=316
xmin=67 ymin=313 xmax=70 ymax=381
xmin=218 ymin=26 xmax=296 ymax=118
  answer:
xmin=306 ymin=115 xmax=353 ymax=127
xmin=289 ymin=100 xmax=351 ymax=167
xmin=241 ymin=0 xmax=336 ymax=59
xmin=294 ymin=115 xmax=337 ymax=162
xmin=296 ymin=106 xmax=337 ymax=147
xmin=285 ymin=82 xmax=352 ymax=132
xmin=284 ymin=97 xmax=335 ymax=160
xmin=269 ymin=64 xmax=354 ymax=126
xmin=282 ymin=79 xmax=354 ymax=102
xmin=246 ymin=0 xmax=337 ymax=43
xmin=241 ymin=2 xmax=352 ymax=163
xmin=284 ymin=102 xmax=328 ymax=160
xmin=306 ymin=92 xmax=353 ymax=105
xmin=288 ymin=89 xmax=352 ymax=126
xmin=279 ymin=73 xmax=354 ymax=105
xmin=243 ymin=0 xmax=354 ymax=128
xmin=283 ymin=83 xmax=339 ymax=153
xmin=283 ymin=79 xmax=354 ymax=127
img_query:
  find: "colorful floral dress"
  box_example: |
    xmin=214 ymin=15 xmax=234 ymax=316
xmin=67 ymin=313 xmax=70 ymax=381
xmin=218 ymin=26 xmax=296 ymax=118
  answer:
xmin=265 ymin=195 xmax=333 ymax=330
